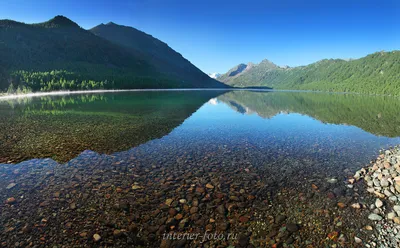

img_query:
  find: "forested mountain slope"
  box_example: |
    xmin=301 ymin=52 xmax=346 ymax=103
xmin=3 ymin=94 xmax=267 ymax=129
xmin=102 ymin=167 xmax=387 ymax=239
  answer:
xmin=0 ymin=16 xmax=227 ymax=93
xmin=90 ymin=22 xmax=222 ymax=88
xmin=219 ymin=51 xmax=400 ymax=95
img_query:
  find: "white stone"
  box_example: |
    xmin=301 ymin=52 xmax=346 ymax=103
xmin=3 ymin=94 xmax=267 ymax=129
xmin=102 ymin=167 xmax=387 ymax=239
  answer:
xmin=381 ymin=178 xmax=389 ymax=187
xmin=93 ymin=234 xmax=101 ymax=242
xmin=375 ymin=198 xmax=384 ymax=208
xmin=327 ymin=178 xmax=338 ymax=183
xmin=388 ymin=212 xmax=397 ymax=220
xmin=384 ymin=189 xmax=393 ymax=197
xmin=395 ymin=184 xmax=400 ymax=193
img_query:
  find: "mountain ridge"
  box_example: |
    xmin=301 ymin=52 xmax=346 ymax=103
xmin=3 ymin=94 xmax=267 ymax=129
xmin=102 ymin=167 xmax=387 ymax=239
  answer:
xmin=219 ymin=51 xmax=400 ymax=95
xmin=88 ymin=21 xmax=219 ymax=87
xmin=0 ymin=15 xmax=227 ymax=92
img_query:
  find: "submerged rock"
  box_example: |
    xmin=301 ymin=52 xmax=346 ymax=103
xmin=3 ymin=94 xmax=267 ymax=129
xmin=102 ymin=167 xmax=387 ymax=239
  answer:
xmin=6 ymin=183 xmax=16 ymax=189
xmin=93 ymin=233 xmax=101 ymax=242
xmin=368 ymin=213 xmax=383 ymax=221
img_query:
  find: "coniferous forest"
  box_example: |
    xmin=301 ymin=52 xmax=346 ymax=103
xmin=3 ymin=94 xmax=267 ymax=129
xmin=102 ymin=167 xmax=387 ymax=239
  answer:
xmin=0 ymin=16 xmax=226 ymax=93
xmin=219 ymin=51 xmax=400 ymax=95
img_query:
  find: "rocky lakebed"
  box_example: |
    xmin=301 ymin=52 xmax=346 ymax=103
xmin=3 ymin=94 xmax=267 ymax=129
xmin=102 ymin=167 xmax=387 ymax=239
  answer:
xmin=2 ymin=143 xmax=399 ymax=248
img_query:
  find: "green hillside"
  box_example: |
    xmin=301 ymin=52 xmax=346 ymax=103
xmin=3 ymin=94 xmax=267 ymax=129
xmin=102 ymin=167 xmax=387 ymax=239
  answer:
xmin=90 ymin=22 xmax=222 ymax=88
xmin=219 ymin=51 xmax=400 ymax=95
xmin=0 ymin=16 xmax=227 ymax=93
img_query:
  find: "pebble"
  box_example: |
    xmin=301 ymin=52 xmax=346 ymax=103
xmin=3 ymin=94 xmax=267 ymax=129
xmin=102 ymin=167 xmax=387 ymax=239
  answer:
xmin=387 ymin=212 xmax=396 ymax=220
xmin=113 ymin=230 xmax=122 ymax=237
xmin=205 ymin=183 xmax=214 ymax=189
xmin=384 ymin=189 xmax=393 ymax=197
xmin=327 ymin=178 xmax=338 ymax=184
xmin=6 ymin=183 xmax=16 ymax=189
xmin=286 ymin=223 xmax=299 ymax=233
xmin=165 ymin=199 xmax=173 ymax=206
xmin=275 ymin=215 xmax=286 ymax=223
xmin=216 ymin=205 xmax=226 ymax=215
xmin=375 ymin=198 xmax=383 ymax=208
xmin=355 ymin=237 xmax=362 ymax=243
xmin=381 ymin=178 xmax=389 ymax=187
xmin=93 ymin=234 xmax=101 ymax=242
xmin=368 ymin=213 xmax=383 ymax=221
xmin=6 ymin=197 xmax=16 ymax=204
xmin=190 ymin=207 xmax=198 ymax=214
xmin=131 ymin=185 xmax=142 ymax=190
xmin=365 ymin=225 xmax=373 ymax=230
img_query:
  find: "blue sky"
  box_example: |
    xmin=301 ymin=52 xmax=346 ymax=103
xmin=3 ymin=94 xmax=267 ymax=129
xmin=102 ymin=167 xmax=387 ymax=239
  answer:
xmin=0 ymin=0 xmax=399 ymax=73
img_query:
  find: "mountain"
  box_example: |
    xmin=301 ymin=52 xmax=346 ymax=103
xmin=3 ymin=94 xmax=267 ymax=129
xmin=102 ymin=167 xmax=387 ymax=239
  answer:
xmin=89 ymin=22 xmax=224 ymax=88
xmin=208 ymin=72 xmax=221 ymax=79
xmin=219 ymin=51 xmax=400 ymax=95
xmin=0 ymin=16 xmax=227 ymax=93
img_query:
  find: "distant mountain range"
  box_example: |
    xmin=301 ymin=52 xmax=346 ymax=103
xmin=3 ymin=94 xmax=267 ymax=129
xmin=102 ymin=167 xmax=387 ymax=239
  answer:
xmin=208 ymin=73 xmax=221 ymax=79
xmin=0 ymin=16 xmax=228 ymax=93
xmin=219 ymin=51 xmax=400 ymax=95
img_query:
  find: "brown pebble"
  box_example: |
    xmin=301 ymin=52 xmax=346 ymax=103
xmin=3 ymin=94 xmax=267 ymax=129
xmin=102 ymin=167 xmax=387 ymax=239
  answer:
xmin=190 ymin=207 xmax=199 ymax=214
xmin=6 ymin=197 xmax=16 ymax=204
xmin=206 ymin=183 xmax=214 ymax=189
xmin=175 ymin=214 xmax=183 ymax=220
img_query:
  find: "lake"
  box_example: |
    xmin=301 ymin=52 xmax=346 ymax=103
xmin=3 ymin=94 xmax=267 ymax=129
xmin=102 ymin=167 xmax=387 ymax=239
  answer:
xmin=1 ymin=90 xmax=400 ymax=247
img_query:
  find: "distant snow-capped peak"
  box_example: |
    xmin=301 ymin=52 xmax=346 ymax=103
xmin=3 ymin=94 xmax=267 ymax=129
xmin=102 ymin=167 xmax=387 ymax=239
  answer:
xmin=208 ymin=72 xmax=221 ymax=79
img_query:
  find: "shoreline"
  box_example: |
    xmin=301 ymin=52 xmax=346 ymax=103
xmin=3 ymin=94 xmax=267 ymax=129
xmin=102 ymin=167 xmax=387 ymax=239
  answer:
xmin=349 ymin=146 xmax=400 ymax=246
xmin=0 ymin=88 xmax=233 ymax=100
xmin=1 ymin=88 xmax=399 ymax=101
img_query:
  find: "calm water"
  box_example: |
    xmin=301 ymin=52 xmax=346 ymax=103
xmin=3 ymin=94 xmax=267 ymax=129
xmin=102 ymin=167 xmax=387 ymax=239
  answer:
xmin=1 ymin=89 xmax=400 ymax=181
xmin=2 ymin=90 xmax=400 ymax=247
xmin=1 ymin=90 xmax=400 ymax=167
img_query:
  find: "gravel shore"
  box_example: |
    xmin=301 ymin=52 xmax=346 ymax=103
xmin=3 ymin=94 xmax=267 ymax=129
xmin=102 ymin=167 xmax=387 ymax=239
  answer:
xmin=350 ymin=146 xmax=400 ymax=247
